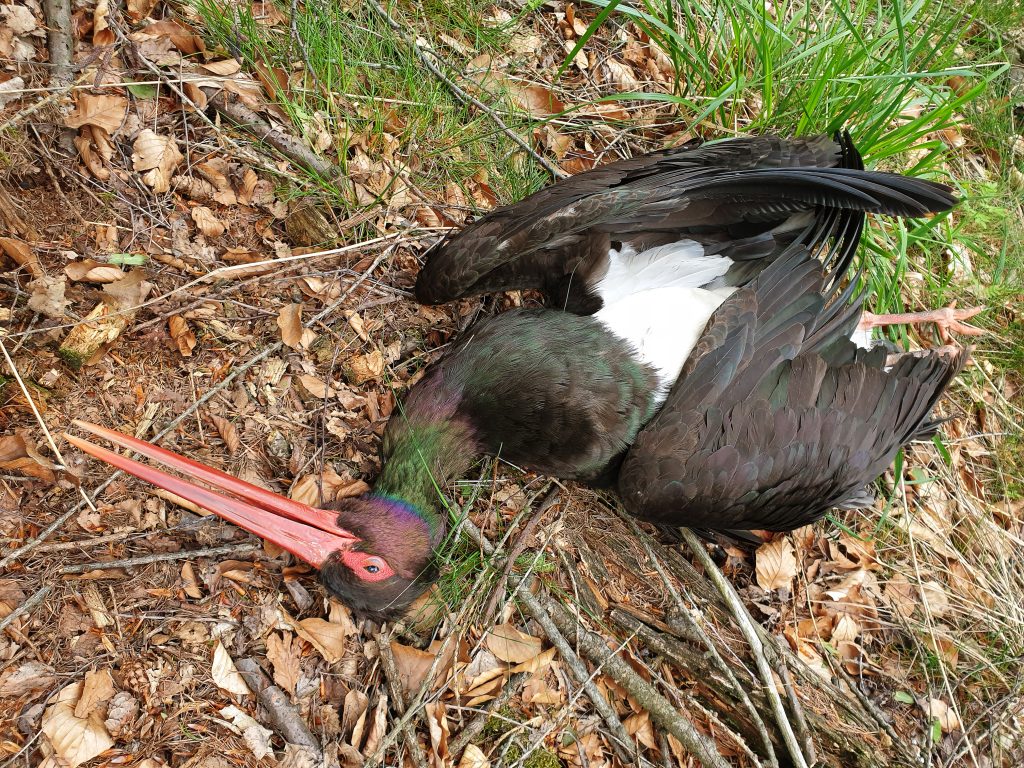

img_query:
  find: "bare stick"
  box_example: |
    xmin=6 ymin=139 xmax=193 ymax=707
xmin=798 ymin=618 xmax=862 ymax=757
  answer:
xmin=541 ymin=594 xmax=731 ymax=768
xmin=235 ymin=658 xmax=323 ymax=756
xmin=364 ymin=0 xmax=566 ymax=180
xmin=0 ymin=586 xmax=51 ymax=635
xmin=32 ymin=531 xmax=136 ymax=553
xmin=377 ymin=632 xmax=431 ymax=768
xmin=43 ymin=0 xmax=73 ymax=84
xmin=678 ymin=528 xmax=810 ymax=768
xmin=59 ymin=543 xmax=259 ymax=574
xmin=458 ymin=517 xmax=640 ymax=765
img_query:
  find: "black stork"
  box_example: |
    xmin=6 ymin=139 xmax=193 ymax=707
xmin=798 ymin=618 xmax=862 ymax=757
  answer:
xmin=68 ymin=132 xmax=974 ymax=619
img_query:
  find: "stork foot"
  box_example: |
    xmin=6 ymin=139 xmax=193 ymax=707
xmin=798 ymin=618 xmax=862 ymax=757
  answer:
xmin=858 ymin=302 xmax=985 ymax=344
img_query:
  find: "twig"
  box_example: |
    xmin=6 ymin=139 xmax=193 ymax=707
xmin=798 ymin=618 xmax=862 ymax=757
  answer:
xmin=679 ymin=528 xmax=811 ymax=768
xmin=623 ymin=516 xmax=778 ymax=767
xmin=32 ymin=530 xmax=136 ymax=553
xmin=43 ymin=0 xmax=73 ymax=84
xmin=458 ymin=516 xmax=641 ymax=766
xmin=541 ymin=594 xmax=731 ymax=768
xmin=59 ymin=543 xmax=259 ymax=574
xmin=0 ymin=72 xmax=89 ymax=134
xmin=377 ymin=634 xmax=431 ymax=768
xmin=777 ymin=659 xmax=816 ymax=766
xmin=235 ymin=658 xmax=323 ymax=757
xmin=0 ymin=586 xmax=51 ymax=635
xmin=364 ymin=0 xmax=566 ymax=180
xmin=448 ymin=671 xmax=529 ymax=758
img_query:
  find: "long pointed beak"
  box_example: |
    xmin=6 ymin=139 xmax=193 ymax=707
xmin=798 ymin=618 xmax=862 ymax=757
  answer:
xmin=65 ymin=420 xmax=360 ymax=568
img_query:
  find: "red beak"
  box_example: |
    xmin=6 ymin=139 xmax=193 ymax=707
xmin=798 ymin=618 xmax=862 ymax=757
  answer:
xmin=65 ymin=420 xmax=360 ymax=568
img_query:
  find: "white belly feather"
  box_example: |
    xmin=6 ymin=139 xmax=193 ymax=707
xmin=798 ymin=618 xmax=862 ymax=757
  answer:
xmin=594 ymin=240 xmax=736 ymax=404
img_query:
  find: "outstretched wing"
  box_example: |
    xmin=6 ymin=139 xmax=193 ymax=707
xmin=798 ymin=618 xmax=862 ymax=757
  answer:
xmin=415 ymin=133 xmax=956 ymax=311
xmin=617 ymin=246 xmax=967 ymax=531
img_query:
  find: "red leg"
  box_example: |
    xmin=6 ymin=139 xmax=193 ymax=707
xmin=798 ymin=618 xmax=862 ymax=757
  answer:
xmin=858 ymin=302 xmax=985 ymax=344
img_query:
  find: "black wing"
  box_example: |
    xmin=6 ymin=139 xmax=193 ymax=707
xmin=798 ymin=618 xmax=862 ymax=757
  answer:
xmin=415 ymin=133 xmax=957 ymax=312
xmin=617 ymin=246 xmax=967 ymax=531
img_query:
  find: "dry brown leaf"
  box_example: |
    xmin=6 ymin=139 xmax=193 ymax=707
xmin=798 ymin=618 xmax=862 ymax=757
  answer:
xmin=132 ymin=130 xmax=184 ymax=193
xmin=0 ymin=661 xmax=56 ymax=697
xmin=41 ymin=681 xmax=115 ymax=768
xmin=457 ymin=744 xmax=490 ymax=768
xmin=266 ymin=632 xmax=302 ymax=697
xmin=287 ymin=614 xmax=349 ymax=663
xmin=168 ymin=315 xmax=197 ymax=357
xmin=830 ymin=614 xmax=860 ymax=644
xmin=180 ymin=561 xmax=203 ymax=599
xmin=390 ymin=639 xmax=458 ymax=698
xmin=211 ymin=641 xmax=252 ymax=695
xmin=923 ymin=698 xmax=962 ymax=733
xmin=624 ymin=710 xmax=658 ymax=750
xmin=0 ymin=236 xmax=42 ymax=277
xmin=297 ymin=374 xmax=336 ymax=399
xmin=425 ymin=702 xmax=450 ymax=768
xmin=92 ymin=0 xmax=114 ymax=45
xmin=220 ymin=704 xmax=274 ymax=759
xmin=126 ymin=0 xmax=158 ymax=21
xmin=341 ymin=688 xmax=369 ymax=742
xmin=210 ymin=415 xmax=240 ymax=454
xmin=290 ymin=468 xmax=370 ymax=506
xmin=74 ymin=669 xmax=115 ymax=719
xmin=510 ymin=645 xmax=557 ymax=674
xmin=0 ymin=432 xmax=56 ymax=482
xmin=348 ymin=349 xmax=385 ymax=384
xmin=278 ymin=303 xmax=316 ymax=350
xmin=484 ymin=623 xmax=542 ymax=664
xmin=510 ymin=84 xmax=566 ymax=117
xmin=192 ymin=205 xmax=226 ymax=238
xmin=65 ymin=94 xmax=127 ymax=133
xmin=200 ymin=58 xmax=242 ymax=76
xmin=362 ymin=694 xmax=389 ymax=757
xmin=27 ymin=275 xmax=69 ymax=318
xmin=755 ymin=537 xmax=797 ymax=591
xmin=65 ymin=259 xmax=125 ymax=283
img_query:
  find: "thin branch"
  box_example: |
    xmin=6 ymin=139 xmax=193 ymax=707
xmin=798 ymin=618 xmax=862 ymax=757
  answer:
xmin=0 ymin=586 xmax=51 ymax=635
xmin=679 ymin=528 xmax=811 ymax=768
xmin=59 ymin=543 xmax=260 ymax=574
xmin=377 ymin=631 xmax=431 ymax=768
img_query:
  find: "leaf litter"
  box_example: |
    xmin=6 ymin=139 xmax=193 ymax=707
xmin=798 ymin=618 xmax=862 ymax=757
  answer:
xmin=0 ymin=0 xmax=1019 ymax=765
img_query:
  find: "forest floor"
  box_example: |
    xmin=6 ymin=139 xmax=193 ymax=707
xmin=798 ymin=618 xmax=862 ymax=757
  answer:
xmin=1 ymin=1 xmax=1023 ymax=767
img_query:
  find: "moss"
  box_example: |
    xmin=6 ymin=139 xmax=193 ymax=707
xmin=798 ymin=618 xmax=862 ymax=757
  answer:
xmin=57 ymin=347 xmax=87 ymax=370
xmin=480 ymin=704 xmax=518 ymax=739
xmin=523 ymin=748 xmax=561 ymax=768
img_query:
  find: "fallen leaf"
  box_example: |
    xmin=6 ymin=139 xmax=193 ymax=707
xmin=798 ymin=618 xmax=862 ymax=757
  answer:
xmin=290 ymin=468 xmax=370 ymax=506
xmin=74 ymin=669 xmax=115 ymax=719
xmin=65 ymin=94 xmax=128 ymax=133
xmin=41 ymin=681 xmax=115 ymax=768
xmin=755 ymin=537 xmax=797 ymax=591
xmin=390 ymin=640 xmax=456 ymax=698
xmin=266 ymin=632 xmax=302 ymax=697
xmin=0 ymin=236 xmax=42 ymax=277
xmin=0 ymin=432 xmax=56 ymax=482
xmin=132 ymin=130 xmax=184 ymax=193
xmin=168 ymin=315 xmax=197 ymax=356
xmin=211 ymin=641 xmax=252 ymax=695
xmin=509 ymin=84 xmax=566 ymax=117
xmin=192 ymin=205 xmax=226 ymax=238
xmin=277 ymin=303 xmax=316 ymax=350
xmin=27 ymin=275 xmax=69 ymax=318
xmin=285 ymin=612 xmax=349 ymax=663
xmin=347 ymin=349 xmax=385 ymax=384
xmin=210 ymin=415 xmax=240 ymax=454
xmin=65 ymin=259 xmax=126 ymax=283
xmin=220 ymin=704 xmax=274 ymax=759
xmin=425 ymin=702 xmax=450 ymax=768
xmin=485 ymin=623 xmax=542 ymax=664
xmin=923 ymin=698 xmax=962 ymax=733
xmin=458 ymin=744 xmax=490 ymax=768
xmin=180 ymin=561 xmax=203 ymax=598
xmin=362 ymin=693 xmax=388 ymax=757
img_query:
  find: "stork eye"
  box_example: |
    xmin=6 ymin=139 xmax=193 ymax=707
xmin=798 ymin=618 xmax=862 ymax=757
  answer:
xmin=365 ymin=564 xmax=379 ymax=574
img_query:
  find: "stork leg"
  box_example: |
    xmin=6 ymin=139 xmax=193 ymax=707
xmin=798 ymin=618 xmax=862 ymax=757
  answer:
xmin=858 ymin=302 xmax=985 ymax=343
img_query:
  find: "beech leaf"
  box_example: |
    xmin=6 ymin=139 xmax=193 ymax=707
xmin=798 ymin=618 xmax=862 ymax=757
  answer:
xmin=41 ymin=682 xmax=115 ymax=768
xmin=484 ymin=623 xmax=543 ymax=664
xmin=755 ymin=537 xmax=797 ymax=591
xmin=211 ymin=641 xmax=252 ymax=695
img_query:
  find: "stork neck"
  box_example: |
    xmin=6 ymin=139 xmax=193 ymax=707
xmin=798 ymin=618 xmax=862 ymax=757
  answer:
xmin=372 ymin=416 xmax=478 ymax=547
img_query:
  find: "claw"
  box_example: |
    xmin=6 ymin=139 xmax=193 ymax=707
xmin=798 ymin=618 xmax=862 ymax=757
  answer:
xmin=858 ymin=302 xmax=986 ymax=344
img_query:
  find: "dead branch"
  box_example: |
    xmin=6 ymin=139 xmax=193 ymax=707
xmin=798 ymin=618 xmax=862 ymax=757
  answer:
xmin=678 ymin=528 xmax=811 ymax=768
xmin=43 ymin=0 xmax=73 ymax=84
xmin=59 ymin=543 xmax=259 ymax=574
xmin=377 ymin=631 xmax=431 ymax=768
xmin=235 ymin=658 xmax=323 ymax=757
xmin=0 ymin=586 xmax=52 ymax=635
